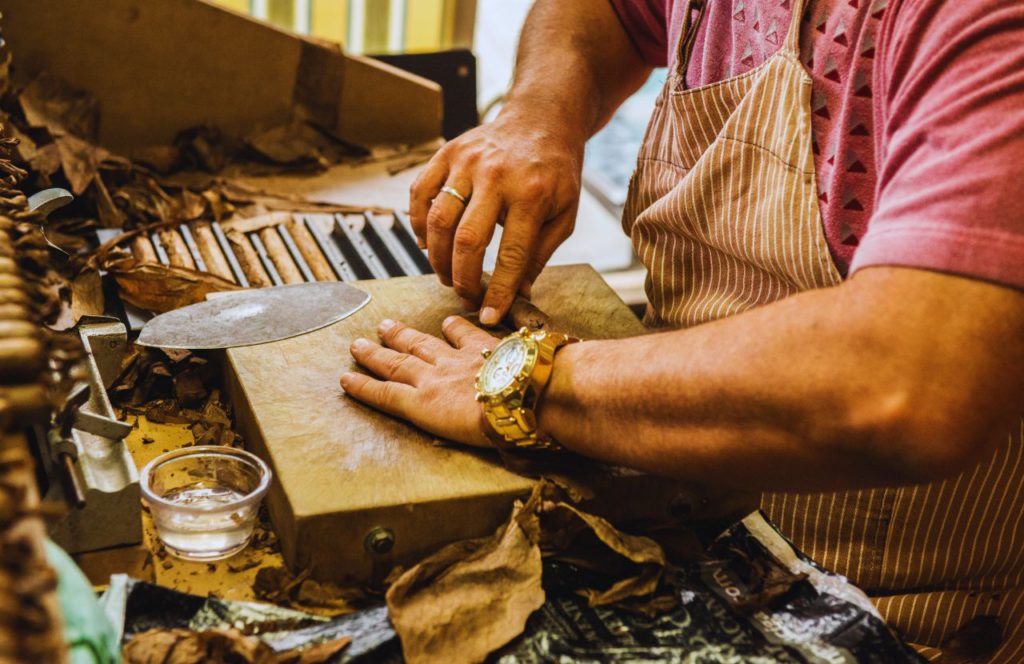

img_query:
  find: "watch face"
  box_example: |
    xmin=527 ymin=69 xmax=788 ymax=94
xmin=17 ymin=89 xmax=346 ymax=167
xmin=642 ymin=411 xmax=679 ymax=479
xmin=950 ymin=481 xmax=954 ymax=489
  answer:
xmin=479 ymin=336 xmax=529 ymax=395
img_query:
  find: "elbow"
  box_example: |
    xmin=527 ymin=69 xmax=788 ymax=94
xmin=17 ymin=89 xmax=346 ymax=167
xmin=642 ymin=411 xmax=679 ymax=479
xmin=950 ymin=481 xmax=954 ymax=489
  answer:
xmin=844 ymin=389 xmax=1006 ymax=486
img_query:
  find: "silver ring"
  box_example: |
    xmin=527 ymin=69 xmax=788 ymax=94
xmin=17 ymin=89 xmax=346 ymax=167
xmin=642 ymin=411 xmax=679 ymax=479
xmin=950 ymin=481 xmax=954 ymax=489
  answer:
xmin=439 ymin=185 xmax=468 ymax=205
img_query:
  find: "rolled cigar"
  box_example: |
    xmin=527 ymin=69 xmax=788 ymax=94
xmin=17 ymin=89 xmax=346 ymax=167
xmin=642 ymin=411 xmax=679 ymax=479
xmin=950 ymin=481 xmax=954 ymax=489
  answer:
xmin=158 ymin=229 xmax=196 ymax=269
xmin=222 ymin=211 xmax=293 ymax=235
xmin=130 ymin=235 xmax=158 ymax=263
xmin=0 ymin=256 xmax=15 ymax=272
xmin=479 ymin=273 xmax=553 ymax=331
xmin=226 ymin=230 xmax=272 ymax=288
xmin=0 ymin=338 xmax=45 ymax=381
xmin=258 ymin=227 xmax=304 ymax=284
xmin=286 ymin=218 xmax=336 ymax=281
xmin=193 ymin=223 xmax=235 ymax=282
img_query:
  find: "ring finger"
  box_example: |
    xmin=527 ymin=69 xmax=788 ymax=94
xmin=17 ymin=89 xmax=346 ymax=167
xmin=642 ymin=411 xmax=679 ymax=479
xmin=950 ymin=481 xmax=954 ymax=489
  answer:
xmin=350 ymin=338 xmax=427 ymax=385
xmin=426 ymin=177 xmax=473 ymax=285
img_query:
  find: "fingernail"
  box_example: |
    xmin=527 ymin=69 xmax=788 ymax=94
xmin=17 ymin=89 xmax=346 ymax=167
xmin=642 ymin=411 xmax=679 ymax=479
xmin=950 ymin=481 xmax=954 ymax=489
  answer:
xmin=480 ymin=307 xmax=499 ymax=326
xmin=352 ymin=337 xmax=371 ymax=351
xmin=340 ymin=373 xmax=353 ymax=389
xmin=379 ymin=319 xmax=396 ymax=332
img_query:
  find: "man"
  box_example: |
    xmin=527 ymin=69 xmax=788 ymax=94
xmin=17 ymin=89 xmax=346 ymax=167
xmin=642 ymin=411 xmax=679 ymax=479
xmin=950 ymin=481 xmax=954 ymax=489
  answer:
xmin=341 ymin=0 xmax=1024 ymax=658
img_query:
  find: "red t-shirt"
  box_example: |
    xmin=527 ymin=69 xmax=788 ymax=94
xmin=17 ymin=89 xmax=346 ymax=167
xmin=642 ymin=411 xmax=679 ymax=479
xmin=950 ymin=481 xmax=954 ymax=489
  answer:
xmin=609 ymin=0 xmax=1024 ymax=288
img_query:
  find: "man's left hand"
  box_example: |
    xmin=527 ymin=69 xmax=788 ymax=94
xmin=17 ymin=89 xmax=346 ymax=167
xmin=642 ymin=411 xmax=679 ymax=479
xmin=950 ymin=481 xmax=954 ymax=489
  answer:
xmin=341 ymin=316 xmax=499 ymax=447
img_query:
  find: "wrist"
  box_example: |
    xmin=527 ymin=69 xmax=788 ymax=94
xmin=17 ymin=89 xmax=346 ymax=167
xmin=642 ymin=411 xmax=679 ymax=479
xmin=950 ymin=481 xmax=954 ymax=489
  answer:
xmin=496 ymin=97 xmax=592 ymax=151
xmin=536 ymin=338 xmax=588 ymax=449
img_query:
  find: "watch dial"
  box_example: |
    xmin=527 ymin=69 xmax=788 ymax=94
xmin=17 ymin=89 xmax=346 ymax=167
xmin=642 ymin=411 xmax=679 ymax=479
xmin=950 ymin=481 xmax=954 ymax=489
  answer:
xmin=479 ymin=337 xmax=528 ymax=395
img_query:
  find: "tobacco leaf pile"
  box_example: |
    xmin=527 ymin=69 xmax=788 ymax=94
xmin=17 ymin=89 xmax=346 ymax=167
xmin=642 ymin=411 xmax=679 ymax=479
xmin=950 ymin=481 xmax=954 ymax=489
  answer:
xmin=122 ymin=628 xmax=351 ymax=664
xmin=2 ymin=67 xmax=405 ymax=326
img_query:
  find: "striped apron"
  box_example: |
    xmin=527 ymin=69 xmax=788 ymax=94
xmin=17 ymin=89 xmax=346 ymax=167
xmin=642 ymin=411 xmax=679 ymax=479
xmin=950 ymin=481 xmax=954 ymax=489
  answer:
xmin=622 ymin=0 xmax=1024 ymax=660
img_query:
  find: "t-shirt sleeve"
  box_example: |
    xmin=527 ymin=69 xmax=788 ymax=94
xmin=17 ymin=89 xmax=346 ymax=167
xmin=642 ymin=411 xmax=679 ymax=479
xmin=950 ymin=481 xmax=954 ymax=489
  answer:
xmin=849 ymin=0 xmax=1024 ymax=290
xmin=607 ymin=0 xmax=670 ymax=67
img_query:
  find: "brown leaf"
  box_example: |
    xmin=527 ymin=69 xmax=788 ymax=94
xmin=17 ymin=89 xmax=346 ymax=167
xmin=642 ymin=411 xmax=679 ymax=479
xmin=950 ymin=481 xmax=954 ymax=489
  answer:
xmin=123 ymin=628 xmax=276 ymax=664
xmin=19 ymin=72 xmax=99 ymax=140
xmin=275 ymin=636 xmax=351 ymax=664
xmin=547 ymin=502 xmax=667 ymax=606
xmin=28 ymin=143 xmax=62 ymax=181
xmin=92 ymin=174 xmax=125 ymax=228
xmin=55 ymin=133 xmax=103 ymax=195
xmin=101 ymin=254 xmax=241 ymax=314
xmin=245 ymin=122 xmax=332 ymax=168
xmin=173 ymin=368 xmax=208 ymax=407
xmin=386 ymin=492 xmax=545 ymax=664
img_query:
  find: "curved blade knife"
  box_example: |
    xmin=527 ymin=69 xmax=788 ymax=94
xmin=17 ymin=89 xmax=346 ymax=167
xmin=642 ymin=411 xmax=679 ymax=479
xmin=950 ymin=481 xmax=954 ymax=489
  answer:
xmin=137 ymin=282 xmax=371 ymax=350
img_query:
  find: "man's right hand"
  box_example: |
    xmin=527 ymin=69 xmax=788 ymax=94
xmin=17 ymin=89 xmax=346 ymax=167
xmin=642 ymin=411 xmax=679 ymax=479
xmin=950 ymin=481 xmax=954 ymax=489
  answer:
xmin=408 ymin=106 xmax=585 ymax=327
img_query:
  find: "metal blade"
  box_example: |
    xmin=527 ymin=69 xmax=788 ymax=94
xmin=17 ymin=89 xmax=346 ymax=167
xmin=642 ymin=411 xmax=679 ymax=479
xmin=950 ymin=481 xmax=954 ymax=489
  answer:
xmin=137 ymin=282 xmax=371 ymax=350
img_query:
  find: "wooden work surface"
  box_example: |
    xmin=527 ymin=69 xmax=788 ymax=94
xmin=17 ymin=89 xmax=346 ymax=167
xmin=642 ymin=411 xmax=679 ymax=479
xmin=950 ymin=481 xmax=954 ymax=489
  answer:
xmin=225 ymin=265 xmax=730 ymax=583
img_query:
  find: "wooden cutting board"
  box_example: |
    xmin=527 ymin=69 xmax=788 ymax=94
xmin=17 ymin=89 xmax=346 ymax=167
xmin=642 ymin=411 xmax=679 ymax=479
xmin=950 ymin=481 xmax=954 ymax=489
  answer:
xmin=225 ymin=265 xmax=745 ymax=582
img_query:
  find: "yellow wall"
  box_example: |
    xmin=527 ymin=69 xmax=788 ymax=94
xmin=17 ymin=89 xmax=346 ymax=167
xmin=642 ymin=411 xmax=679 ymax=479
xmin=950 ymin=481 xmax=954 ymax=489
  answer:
xmin=211 ymin=0 xmax=249 ymax=13
xmin=405 ymin=0 xmax=444 ymax=52
xmin=311 ymin=0 xmax=348 ymax=44
xmin=209 ymin=0 xmax=468 ymax=53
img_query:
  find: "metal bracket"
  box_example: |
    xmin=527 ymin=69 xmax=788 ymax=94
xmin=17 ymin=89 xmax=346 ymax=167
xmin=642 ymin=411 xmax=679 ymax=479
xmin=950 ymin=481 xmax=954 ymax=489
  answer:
xmin=44 ymin=316 xmax=142 ymax=553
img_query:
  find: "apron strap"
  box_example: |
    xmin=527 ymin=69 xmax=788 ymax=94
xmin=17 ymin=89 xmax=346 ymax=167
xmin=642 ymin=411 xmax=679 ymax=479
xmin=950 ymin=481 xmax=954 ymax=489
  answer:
xmin=784 ymin=0 xmax=814 ymax=53
xmin=672 ymin=0 xmax=707 ymax=91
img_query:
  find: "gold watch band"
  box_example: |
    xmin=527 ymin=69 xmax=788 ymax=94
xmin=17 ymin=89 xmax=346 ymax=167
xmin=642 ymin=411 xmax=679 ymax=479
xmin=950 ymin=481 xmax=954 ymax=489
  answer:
xmin=480 ymin=329 xmax=577 ymax=451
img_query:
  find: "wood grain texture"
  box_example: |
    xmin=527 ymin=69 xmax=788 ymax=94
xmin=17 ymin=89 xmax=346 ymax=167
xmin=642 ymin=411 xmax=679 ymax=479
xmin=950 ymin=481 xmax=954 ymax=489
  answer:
xmin=226 ymin=265 xmax=739 ymax=582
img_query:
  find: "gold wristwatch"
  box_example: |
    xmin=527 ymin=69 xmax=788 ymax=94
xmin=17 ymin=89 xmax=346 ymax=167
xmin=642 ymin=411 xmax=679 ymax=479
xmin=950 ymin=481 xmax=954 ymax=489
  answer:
xmin=475 ymin=327 xmax=578 ymax=451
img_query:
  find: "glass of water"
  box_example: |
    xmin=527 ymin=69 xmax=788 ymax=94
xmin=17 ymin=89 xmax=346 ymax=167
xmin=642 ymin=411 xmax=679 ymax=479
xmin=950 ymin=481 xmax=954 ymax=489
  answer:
xmin=141 ymin=446 xmax=272 ymax=561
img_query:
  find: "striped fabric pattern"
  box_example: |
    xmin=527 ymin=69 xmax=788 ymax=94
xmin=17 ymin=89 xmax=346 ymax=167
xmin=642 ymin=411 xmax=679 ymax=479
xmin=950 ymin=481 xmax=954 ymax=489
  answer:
xmin=622 ymin=0 xmax=1023 ymax=659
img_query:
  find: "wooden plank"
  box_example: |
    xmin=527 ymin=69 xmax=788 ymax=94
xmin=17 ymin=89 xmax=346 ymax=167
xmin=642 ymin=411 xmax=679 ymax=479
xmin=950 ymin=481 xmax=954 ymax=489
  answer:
xmin=225 ymin=265 xmax=736 ymax=583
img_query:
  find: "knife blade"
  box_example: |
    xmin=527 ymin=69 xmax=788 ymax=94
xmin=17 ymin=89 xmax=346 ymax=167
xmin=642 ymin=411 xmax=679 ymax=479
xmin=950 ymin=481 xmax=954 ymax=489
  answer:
xmin=137 ymin=282 xmax=371 ymax=350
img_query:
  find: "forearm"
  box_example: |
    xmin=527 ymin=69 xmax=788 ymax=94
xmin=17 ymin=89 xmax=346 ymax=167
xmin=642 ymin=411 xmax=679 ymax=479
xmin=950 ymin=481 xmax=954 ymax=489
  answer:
xmin=501 ymin=0 xmax=652 ymax=144
xmin=540 ymin=268 xmax=1024 ymax=492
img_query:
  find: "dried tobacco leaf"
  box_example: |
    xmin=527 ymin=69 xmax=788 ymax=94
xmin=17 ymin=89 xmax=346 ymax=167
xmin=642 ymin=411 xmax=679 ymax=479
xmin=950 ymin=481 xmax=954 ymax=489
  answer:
xmin=101 ymin=254 xmax=241 ymax=314
xmin=55 ymin=133 xmax=104 ymax=195
xmin=386 ymin=491 xmax=545 ymax=664
xmin=245 ymin=122 xmax=333 ymax=169
xmin=19 ymin=72 xmax=99 ymax=140
xmin=545 ymin=501 xmax=667 ymax=607
xmin=252 ymin=565 xmax=368 ymax=618
xmin=384 ymin=480 xmax=680 ymax=664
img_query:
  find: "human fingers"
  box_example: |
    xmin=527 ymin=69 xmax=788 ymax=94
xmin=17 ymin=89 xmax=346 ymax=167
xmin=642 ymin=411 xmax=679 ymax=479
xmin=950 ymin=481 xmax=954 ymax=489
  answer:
xmin=450 ymin=189 xmax=502 ymax=307
xmin=340 ymin=372 xmax=415 ymax=418
xmin=349 ymin=337 xmax=428 ymax=385
xmin=426 ymin=178 xmax=472 ymax=286
xmin=377 ymin=319 xmax=450 ymax=364
xmin=408 ymin=155 xmax=449 ymax=247
xmin=442 ymin=316 xmax=499 ymax=350
xmin=478 ymin=202 xmax=541 ymax=326
xmin=521 ymin=206 xmax=576 ymax=298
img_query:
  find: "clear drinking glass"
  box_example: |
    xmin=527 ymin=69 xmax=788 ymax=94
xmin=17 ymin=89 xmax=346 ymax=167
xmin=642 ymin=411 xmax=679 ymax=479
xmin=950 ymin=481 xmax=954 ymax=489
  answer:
xmin=140 ymin=446 xmax=271 ymax=561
